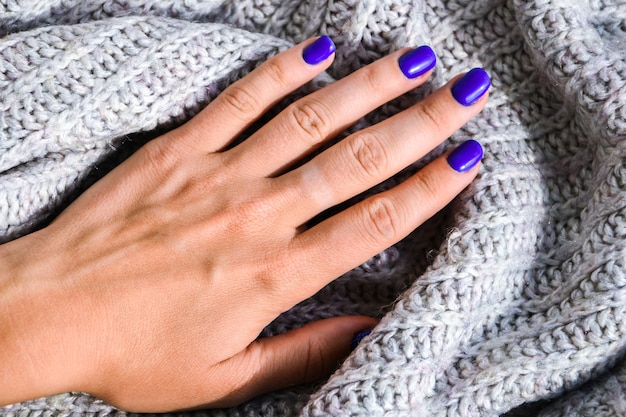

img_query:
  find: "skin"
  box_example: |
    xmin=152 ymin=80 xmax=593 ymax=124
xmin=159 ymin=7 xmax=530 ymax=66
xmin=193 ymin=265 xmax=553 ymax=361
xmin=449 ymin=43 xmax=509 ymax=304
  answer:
xmin=0 ymin=37 xmax=488 ymax=412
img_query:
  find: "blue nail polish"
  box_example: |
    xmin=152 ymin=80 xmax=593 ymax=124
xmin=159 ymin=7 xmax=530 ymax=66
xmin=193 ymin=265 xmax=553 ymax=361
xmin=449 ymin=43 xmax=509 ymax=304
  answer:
xmin=398 ymin=45 xmax=436 ymax=79
xmin=447 ymin=139 xmax=484 ymax=172
xmin=350 ymin=329 xmax=372 ymax=351
xmin=451 ymin=68 xmax=491 ymax=106
xmin=302 ymin=36 xmax=336 ymax=65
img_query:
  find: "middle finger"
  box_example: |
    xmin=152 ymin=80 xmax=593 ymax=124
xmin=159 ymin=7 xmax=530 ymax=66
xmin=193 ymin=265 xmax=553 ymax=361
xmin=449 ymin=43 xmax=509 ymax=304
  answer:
xmin=224 ymin=45 xmax=437 ymax=176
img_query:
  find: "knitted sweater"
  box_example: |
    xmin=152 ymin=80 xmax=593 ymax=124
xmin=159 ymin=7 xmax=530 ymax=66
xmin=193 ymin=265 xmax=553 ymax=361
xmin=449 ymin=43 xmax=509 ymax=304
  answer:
xmin=1 ymin=1 xmax=625 ymax=416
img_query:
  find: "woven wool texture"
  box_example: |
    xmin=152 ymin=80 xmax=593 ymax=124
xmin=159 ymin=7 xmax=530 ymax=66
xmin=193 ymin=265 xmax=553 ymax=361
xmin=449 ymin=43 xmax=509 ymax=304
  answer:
xmin=1 ymin=0 xmax=626 ymax=416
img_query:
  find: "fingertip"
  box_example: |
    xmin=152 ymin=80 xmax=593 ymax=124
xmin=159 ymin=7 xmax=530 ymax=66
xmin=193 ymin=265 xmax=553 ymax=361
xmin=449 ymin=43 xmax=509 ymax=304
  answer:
xmin=446 ymin=139 xmax=484 ymax=173
xmin=243 ymin=316 xmax=378 ymax=392
xmin=302 ymin=35 xmax=336 ymax=66
xmin=450 ymin=68 xmax=491 ymax=106
xmin=297 ymin=315 xmax=379 ymax=359
xmin=350 ymin=328 xmax=373 ymax=351
xmin=397 ymin=45 xmax=437 ymax=80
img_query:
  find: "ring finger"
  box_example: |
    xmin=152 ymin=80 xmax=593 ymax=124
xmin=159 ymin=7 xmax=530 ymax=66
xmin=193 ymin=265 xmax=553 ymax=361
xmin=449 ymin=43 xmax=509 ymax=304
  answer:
xmin=278 ymin=68 xmax=491 ymax=226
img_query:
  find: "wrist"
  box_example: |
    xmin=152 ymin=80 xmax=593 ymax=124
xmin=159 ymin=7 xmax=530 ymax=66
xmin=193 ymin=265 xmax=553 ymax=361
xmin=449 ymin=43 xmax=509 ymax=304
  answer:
xmin=0 ymin=229 xmax=89 ymax=405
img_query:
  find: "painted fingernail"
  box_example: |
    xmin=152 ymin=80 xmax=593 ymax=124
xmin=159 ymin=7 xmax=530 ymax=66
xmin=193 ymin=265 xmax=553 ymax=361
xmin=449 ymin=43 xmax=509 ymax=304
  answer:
xmin=302 ymin=36 xmax=336 ymax=65
xmin=350 ymin=329 xmax=372 ymax=351
xmin=447 ymin=139 xmax=484 ymax=172
xmin=451 ymin=68 xmax=491 ymax=106
xmin=398 ymin=45 xmax=436 ymax=79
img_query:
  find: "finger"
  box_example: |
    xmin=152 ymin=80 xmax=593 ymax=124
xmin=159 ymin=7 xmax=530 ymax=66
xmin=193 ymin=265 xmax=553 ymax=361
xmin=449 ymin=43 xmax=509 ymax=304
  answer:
xmin=224 ymin=45 xmax=437 ymax=176
xmin=287 ymin=141 xmax=483 ymax=296
xmin=278 ymin=69 xmax=490 ymax=225
xmin=174 ymin=36 xmax=337 ymax=154
xmin=206 ymin=316 xmax=378 ymax=408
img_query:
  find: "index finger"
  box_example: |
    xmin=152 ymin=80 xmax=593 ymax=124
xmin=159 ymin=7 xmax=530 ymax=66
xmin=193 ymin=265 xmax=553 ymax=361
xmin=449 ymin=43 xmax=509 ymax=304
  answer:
xmin=174 ymin=36 xmax=337 ymax=154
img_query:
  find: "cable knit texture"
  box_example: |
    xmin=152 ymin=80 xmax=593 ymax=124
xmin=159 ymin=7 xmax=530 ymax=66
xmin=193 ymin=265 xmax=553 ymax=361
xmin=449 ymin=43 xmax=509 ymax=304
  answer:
xmin=1 ymin=0 xmax=626 ymax=416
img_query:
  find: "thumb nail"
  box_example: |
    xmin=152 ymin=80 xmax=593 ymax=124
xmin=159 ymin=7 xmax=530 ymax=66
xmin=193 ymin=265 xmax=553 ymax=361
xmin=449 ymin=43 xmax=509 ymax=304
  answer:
xmin=350 ymin=329 xmax=373 ymax=351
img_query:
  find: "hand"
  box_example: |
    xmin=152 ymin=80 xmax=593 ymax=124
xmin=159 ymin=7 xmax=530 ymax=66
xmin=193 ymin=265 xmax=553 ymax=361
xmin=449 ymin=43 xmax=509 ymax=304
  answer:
xmin=0 ymin=36 xmax=489 ymax=412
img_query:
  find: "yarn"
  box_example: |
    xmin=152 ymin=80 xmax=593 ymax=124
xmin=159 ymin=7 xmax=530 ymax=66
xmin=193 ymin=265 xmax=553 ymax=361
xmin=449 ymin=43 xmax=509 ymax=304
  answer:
xmin=1 ymin=1 xmax=625 ymax=416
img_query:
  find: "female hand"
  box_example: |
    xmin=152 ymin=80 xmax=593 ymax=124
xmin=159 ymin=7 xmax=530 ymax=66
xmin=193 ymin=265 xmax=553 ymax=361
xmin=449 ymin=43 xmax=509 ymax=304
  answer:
xmin=0 ymin=36 xmax=489 ymax=412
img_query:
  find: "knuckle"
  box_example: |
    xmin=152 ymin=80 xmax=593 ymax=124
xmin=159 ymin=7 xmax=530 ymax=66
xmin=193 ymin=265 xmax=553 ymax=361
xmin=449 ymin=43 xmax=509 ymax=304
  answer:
xmin=411 ymin=168 xmax=440 ymax=208
xmin=288 ymin=100 xmax=331 ymax=145
xmin=414 ymin=100 xmax=447 ymax=132
xmin=140 ymin=139 xmax=179 ymax=175
xmin=361 ymin=196 xmax=400 ymax=242
xmin=357 ymin=64 xmax=385 ymax=97
xmin=278 ymin=168 xmax=331 ymax=211
xmin=254 ymin=267 xmax=279 ymax=296
xmin=224 ymin=199 xmax=269 ymax=231
xmin=348 ymin=131 xmax=388 ymax=179
xmin=220 ymin=84 xmax=260 ymax=119
xmin=254 ymin=254 xmax=289 ymax=295
xmin=260 ymin=57 xmax=292 ymax=90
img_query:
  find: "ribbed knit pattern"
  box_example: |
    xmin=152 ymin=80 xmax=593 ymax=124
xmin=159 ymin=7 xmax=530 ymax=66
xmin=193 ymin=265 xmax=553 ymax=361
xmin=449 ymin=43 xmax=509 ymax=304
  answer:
xmin=1 ymin=1 xmax=625 ymax=416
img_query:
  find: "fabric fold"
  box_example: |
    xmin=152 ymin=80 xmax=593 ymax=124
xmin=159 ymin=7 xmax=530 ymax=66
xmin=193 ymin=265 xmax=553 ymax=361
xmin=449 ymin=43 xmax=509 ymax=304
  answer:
xmin=1 ymin=1 xmax=625 ymax=416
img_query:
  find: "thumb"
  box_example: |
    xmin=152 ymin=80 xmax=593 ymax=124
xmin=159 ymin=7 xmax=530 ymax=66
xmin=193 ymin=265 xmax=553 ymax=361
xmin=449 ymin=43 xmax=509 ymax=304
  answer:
xmin=212 ymin=315 xmax=377 ymax=407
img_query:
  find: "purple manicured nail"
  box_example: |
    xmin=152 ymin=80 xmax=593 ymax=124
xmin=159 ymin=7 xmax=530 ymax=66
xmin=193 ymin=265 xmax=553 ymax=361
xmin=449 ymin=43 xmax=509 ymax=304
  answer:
xmin=398 ymin=45 xmax=436 ymax=79
xmin=350 ymin=329 xmax=372 ymax=351
xmin=451 ymin=68 xmax=491 ymax=106
xmin=302 ymin=36 xmax=336 ymax=65
xmin=447 ymin=139 xmax=484 ymax=172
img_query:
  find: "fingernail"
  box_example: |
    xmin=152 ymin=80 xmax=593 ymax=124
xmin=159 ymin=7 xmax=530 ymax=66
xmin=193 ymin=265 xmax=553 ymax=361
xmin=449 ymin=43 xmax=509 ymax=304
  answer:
xmin=447 ymin=139 xmax=484 ymax=172
xmin=302 ymin=36 xmax=336 ymax=65
xmin=350 ymin=329 xmax=372 ymax=351
xmin=451 ymin=68 xmax=491 ymax=106
xmin=398 ymin=45 xmax=436 ymax=79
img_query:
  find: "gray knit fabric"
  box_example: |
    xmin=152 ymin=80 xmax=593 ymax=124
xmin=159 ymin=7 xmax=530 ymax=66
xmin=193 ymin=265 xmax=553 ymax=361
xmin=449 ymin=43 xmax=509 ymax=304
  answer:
xmin=1 ymin=0 xmax=625 ymax=416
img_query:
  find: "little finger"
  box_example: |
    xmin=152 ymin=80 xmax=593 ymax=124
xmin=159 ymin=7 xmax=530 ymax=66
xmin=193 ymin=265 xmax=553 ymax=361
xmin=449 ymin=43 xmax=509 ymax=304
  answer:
xmin=286 ymin=140 xmax=484 ymax=298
